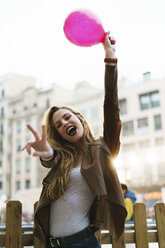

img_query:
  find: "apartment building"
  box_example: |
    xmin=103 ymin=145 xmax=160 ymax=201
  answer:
xmin=67 ymin=74 xmax=165 ymax=195
xmin=0 ymin=73 xmax=36 ymax=200
xmin=1 ymin=71 xmax=165 ymax=212
xmin=118 ymin=73 xmax=165 ymax=192
xmin=8 ymin=82 xmax=73 ymax=199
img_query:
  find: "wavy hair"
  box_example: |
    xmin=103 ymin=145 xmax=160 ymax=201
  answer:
xmin=44 ymin=106 xmax=95 ymax=200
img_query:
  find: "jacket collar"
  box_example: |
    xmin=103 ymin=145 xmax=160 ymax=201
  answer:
xmin=89 ymin=136 xmax=111 ymax=155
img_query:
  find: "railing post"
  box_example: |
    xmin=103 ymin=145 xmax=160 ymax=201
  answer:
xmin=154 ymin=203 xmax=165 ymax=248
xmin=33 ymin=201 xmax=43 ymax=248
xmin=134 ymin=203 xmax=149 ymax=248
xmin=5 ymin=201 xmax=22 ymax=248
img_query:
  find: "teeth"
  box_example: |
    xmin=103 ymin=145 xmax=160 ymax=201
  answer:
xmin=66 ymin=126 xmax=74 ymax=134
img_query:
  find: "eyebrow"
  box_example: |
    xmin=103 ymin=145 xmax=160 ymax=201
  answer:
xmin=55 ymin=113 xmax=70 ymax=125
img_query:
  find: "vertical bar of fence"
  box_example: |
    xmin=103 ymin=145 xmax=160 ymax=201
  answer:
xmin=5 ymin=201 xmax=22 ymax=248
xmin=154 ymin=203 xmax=165 ymax=248
xmin=33 ymin=202 xmax=42 ymax=248
xmin=134 ymin=203 xmax=149 ymax=248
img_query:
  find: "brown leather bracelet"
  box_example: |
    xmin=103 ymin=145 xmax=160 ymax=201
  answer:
xmin=104 ymin=58 xmax=118 ymax=64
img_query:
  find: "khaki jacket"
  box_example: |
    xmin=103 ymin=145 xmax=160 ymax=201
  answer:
xmin=33 ymin=64 xmax=127 ymax=247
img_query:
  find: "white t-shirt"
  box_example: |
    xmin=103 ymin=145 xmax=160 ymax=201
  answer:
xmin=49 ymin=166 xmax=94 ymax=237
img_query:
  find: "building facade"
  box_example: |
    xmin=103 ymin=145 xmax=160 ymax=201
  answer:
xmin=0 ymin=73 xmax=36 ymax=200
xmin=1 ymin=72 xmax=165 ymax=211
xmin=118 ymin=75 xmax=165 ymax=193
xmin=8 ymin=83 xmax=73 ymax=199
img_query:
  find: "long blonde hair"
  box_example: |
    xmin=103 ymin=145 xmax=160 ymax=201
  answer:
xmin=45 ymin=106 xmax=94 ymax=200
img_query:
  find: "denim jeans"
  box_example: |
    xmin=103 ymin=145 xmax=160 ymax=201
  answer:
xmin=47 ymin=233 xmax=101 ymax=248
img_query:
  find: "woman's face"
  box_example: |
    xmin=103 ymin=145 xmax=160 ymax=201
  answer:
xmin=52 ymin=108 xmax=84 ymax=144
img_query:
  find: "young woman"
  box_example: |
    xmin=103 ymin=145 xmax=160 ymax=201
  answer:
xmin=22 ymin=33 xmax=127 ymax=248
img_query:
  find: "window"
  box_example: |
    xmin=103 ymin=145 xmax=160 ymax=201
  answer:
xmin=140 ymin=94 xmax=150 ymax=110
xmin=119 ymin=99 xmax=127 ymax=115
xmin=24 ymin=106 xmax=28 ymax=111
xmin=143 ymin=163 xmax=153 ymax=183
xmin=0 ymin=107 xmax=4 ymax=117
xmin=0 ymin=141 xmax=3 ymax=153
xmin=46 ymin=99 xmax=50 ymax=109
xmin=25 ymin=180 xmax=30 ymax=189
xmin=155 ymin=137 xmax=163 ymax=146
xmin=26 ymin=118 xmax=31 ymax=125
xmin=1 ymin=89 xmax=5 ymax=98
xmin=157 ymin=162 xmax=165 ymax=182
xmin=151 ymin=92 xmax=160 ymax=108
xmin=25 ymin=158 xmax=31 ymax=172
xmin=138 ymin=117 xmax=148 ymax=128
xmin=0 ymin=181 xmax=2 ymax=189
xmin=0 ymin=124 xmax=3 ymax=134
xmin=139 ymin=91 xmax=160 ymax=110
xmin=154 ymin=114 xmax=162 ymax=130
xmin=16 ymin=159 xmax=21 ymax=174
xmin=17 ymin=121 xmax=22 ymax=133
xmin=16 ymin=140 xmax=21 ymax=152
xmin=122 ymin=121 xmax=134 ymax=136
xmin=33 ymin=103 xmax=37 ymax=108
xmin=16 ymin=181 xmax=21 ymax=191
xmin=138 ymin=140 xmax=150 ymax=148
xmin=0 ymin=160 xmax=2 ymax=168
xmin=122 ymin=143 xmax=135 ymax=152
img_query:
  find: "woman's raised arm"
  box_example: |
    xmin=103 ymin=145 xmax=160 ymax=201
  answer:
xmin=102 ymin=32 xmax=121 ymax=158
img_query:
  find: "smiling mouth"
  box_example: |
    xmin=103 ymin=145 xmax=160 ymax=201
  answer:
xmin=66 ymin=126 xmax=77 ymax=136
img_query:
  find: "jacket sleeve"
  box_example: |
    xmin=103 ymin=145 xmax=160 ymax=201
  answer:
xmin=103 ymin=64 xmax=121 ymax=158
xmin=40 ymin=151 xmax=60 ymax=168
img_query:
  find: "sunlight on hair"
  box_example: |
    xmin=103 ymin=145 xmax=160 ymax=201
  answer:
xmin=113 ymin=156 xmax=123 ymax=168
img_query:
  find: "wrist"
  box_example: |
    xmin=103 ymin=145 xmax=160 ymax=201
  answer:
xmin=105 ymin=52 xmax=117 ymax=59
xmin=104 ymin=58 xmax=118 ymax=64
xmin=41 ymin=148 xmax=55 ymax=161
xmin=104 ymin=48 xmax=116 ymax=59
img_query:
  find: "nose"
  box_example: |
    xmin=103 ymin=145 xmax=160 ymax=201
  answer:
xmin=61 ymin=119 xmax=68 ymax=127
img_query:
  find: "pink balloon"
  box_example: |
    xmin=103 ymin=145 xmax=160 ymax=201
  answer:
xmin=63 ymin=9 xmax=106 ymax=47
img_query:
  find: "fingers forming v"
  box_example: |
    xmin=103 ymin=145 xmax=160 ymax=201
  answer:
xmin=21 ymin=142 xmax=33 ymax=155
xmin=41 ymin=125 xmax=47 ymax=142
xmin=27 ymin=124 xmax=40 ymax=141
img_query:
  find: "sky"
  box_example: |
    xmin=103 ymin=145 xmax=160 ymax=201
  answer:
xmin=0 ymin=0 xmax=165 ymax=89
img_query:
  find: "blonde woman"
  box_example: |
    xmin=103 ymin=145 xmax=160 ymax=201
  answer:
xmin=22 ymin=33 xmax=127 ymax=248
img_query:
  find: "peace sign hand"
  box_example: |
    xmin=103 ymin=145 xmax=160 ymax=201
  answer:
xmin=21 ymin=124 xmax=53 ymax=158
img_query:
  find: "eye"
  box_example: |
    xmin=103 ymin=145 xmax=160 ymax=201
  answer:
xmin=65 ymin=114 xmax=71 ymax=120
xmin=56 ymin=123 xmax=62 ymax=129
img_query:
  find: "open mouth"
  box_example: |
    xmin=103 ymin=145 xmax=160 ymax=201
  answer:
xmin=66 ymin=125 xmax=77 ymax=136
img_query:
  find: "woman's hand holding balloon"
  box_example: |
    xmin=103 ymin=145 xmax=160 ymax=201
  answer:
xmin=21 ymin=124 xmax=53 ymax=158
xmin=102 ymin=32 xmax=116 ymax=59
xmin=63 ymin=9 xmax=117 ymax=62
